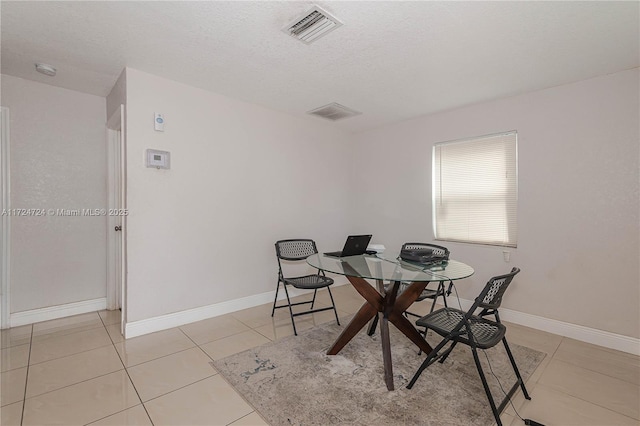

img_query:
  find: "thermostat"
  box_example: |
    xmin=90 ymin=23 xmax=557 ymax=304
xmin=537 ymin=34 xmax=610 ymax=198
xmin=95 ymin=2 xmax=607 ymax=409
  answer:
xmin=146 ymin=149 xmax=170 ymax=169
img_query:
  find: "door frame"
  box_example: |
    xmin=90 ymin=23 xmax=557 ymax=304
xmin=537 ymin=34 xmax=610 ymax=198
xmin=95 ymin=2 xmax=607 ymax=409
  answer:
xmin=0 ymin=107 xmax=10 ymax=329
xmin=106 ymin=105 xmax=126 ymax=334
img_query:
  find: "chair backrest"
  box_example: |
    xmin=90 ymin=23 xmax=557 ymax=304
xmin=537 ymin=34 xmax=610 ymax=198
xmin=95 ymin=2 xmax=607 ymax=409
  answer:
xmin=402 ymin=242 xmax=449 ymax=258
xmin=475 ymin=267 xmax=520 ymax=311
xmin=275 ymin=239 xmax=318 ymax=261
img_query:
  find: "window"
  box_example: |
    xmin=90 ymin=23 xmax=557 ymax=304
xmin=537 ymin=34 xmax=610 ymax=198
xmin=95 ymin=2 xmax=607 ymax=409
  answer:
xmin=432 ymin=131 xmax=518 ymax=247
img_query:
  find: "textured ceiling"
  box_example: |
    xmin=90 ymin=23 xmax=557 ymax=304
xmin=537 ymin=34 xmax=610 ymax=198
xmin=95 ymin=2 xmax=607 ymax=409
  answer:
xmin=1 ymin=1 xmax=638 ymax=133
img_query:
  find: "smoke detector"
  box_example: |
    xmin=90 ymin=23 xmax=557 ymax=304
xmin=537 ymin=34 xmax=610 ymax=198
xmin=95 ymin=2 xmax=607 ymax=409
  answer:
xmin=282 ymin=5 xmax=343 ymax=44
xmin=307 ymin=103 xmax=361 ymax=121
xmin=35 ymin=63 xmax=56 ymax=77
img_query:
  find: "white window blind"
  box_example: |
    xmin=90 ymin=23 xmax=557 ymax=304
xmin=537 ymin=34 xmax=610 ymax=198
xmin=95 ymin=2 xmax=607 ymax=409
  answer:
xmin=433 ymin=131 xmax=518 ymax=247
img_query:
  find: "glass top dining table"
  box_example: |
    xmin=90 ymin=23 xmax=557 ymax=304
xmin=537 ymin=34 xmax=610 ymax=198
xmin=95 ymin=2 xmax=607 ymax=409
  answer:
xmin=306 ymin=251 xmax=474 ymax=391
xmin=306 ymin=251 xmax=474 ymax=283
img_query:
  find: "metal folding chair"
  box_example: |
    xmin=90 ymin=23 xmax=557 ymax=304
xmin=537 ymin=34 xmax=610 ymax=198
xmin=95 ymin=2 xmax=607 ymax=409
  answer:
xmin=272 ymin=239 xmax=340 ymax=335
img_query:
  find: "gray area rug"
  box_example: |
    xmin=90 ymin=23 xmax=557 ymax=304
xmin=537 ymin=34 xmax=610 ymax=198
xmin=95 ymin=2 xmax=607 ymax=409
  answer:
xmin=214 ymin=320 xmax=545 ymax=425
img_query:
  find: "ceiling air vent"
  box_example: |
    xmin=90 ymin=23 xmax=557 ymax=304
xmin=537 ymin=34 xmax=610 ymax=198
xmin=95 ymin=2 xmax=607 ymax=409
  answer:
xmin=282 ymin=6 xmax=343 ymax=44
xmin=307 ymin=103 xmax=361 ymax=121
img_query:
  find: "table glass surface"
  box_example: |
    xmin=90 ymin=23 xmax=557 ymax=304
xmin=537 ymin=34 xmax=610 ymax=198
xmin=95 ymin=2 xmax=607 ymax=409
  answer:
xmin=306 ymin=252 xmax=474 ymax=282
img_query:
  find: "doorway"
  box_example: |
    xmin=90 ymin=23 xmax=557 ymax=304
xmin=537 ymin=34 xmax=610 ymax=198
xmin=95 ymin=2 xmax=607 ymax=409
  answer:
xmin=106 ymin=105 xmax=126 ymax=336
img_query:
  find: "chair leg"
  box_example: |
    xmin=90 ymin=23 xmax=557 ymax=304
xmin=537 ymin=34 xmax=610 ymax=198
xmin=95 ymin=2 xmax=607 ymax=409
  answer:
xmin=417 ymin=326 xmax=428 ymax=356
xmin=431 ymin=281 xmax=449 ymax=312
xmin=429 ymin=296 xmax=438 ymax=313
xmin=471 ymin=346 xmax=502 ymax=426
xmin=419 ymin=283 xmax=447 ymax=356
xmin=282 ymin=284 xmax=298 ymax=336
xmin=440 ymin=281 xmax=449 ymax=309
xmin=310 ymin=289 xmax=318 ymax=309
xmin=438 ymin=340 xmax=458 ymax=363
xmin=326 ymin=286 xmax=341 ymax=326
xmin=502 ymin=337 xmax=531 ymax=400
xmin=367 ymin=314 xmax=379 ymax=336
xmin=427 ymin=282 xmax=446 ymax=314
xmin=407 ymin=336 xmax=454 ymax=389
xmin=271 ymin=280 xmax=281 ymax=317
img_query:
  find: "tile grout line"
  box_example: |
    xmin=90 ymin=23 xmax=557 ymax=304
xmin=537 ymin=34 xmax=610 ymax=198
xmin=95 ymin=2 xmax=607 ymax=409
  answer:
xmin=21 ymin=320 xmax=125 ymax=405
xmin=252 ymin=327 xmax=275 ymax=342
xmin=27 ymin=368 xmax=126 ymax=400
xmin=93 ymin=312 xmax=151 ymax=426
xmin=176 ymin=327 xmax=221 ymax=372
xmin=101 ymin=311 xmax=156 ymax=426
xmin=226 ymin=411 xmax=258 ymax=426
xmin=28 ymin=317 xmax=112 ymax=367
xmin=542 ymin=355 xmax=640 ymax=408
xmin=27 ymin=341 xmax=114 ymax=368
xmin=175 ymin=319 xmax=267 ymax=425
xmin=519 ymin=336 xmax=639 ymax=421
xmin=120 ymin=344 xmax=197 ymax=369
xmin=551 ymin=339 xmax=640 ymax=387
xmin=215 ymin=376 xmax=262 ymax=426
xmin=531 ymin=381 xmax=640 ymax=423
xmin=117 ymin=327 xmax=220 ymax=416
xmin=19 ymin=325 xmax=33 ymax=426
xmin=549 ymin=336 xmax=562 ymax=359
xmin=140 ymin=374 xmax=217 ymax=405
xmin=30 ymin=323 xmax=106 ymax=343
xmin=102 ymin=320 xmax=224 ymax=410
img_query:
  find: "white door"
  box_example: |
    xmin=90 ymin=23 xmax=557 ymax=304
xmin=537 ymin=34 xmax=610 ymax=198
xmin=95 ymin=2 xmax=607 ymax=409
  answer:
xmin=0 ymin=107 xmax=10 ymax=329
xmin=106 ymin=105 xmax=126 ymax=335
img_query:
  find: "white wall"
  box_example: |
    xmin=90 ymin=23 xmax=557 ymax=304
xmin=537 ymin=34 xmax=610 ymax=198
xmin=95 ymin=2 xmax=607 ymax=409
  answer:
xmin=1 ymin=75 xmax=108 ymax=313
xmin=124 ymin=68 xmax=352 ymax=322
xmin=4 ymin=65 xmax=635 ymax=345
xmin=106 ymin=70 xmax=126 ymax=121
xmin=350 ymin=69 xmax=640 ymax=339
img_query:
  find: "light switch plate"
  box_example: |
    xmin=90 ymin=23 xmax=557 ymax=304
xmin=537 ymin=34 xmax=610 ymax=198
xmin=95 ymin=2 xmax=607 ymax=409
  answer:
xmin=154 ymin=113 xmax=164 ymax=131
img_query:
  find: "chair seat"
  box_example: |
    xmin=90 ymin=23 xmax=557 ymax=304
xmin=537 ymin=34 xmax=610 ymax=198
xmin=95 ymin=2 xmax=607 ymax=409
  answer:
xmin=416 ymin=308 xmax=506 ymax=349
xmin=284 ymin=274 xmax=334 ymax=290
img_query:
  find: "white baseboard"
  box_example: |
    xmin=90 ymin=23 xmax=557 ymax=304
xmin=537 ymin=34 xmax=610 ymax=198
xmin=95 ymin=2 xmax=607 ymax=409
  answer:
xmin=453 ymin=297 xmax=640 ymax=356
xmin=10 ymin=298 xmax=107 ymax=327
xmin=124 ymin=287 xmax=637 ymax=356
xmin=124 ymin=286 xmax=313 ymax=339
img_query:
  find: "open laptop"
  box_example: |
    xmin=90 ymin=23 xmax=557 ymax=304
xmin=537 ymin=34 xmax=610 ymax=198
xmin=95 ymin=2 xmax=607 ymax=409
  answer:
xmin=324 ymin=234 xmax=373 ymax=257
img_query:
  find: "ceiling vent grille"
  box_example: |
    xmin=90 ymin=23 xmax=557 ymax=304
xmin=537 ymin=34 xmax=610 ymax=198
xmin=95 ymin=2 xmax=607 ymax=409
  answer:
xmin=282 ymin=6 xmax=343 ymax=44
xmin=307 ymin=103 xmax=361 ymax=121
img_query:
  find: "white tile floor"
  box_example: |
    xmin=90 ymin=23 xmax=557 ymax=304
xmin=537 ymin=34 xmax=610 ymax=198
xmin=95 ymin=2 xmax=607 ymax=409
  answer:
xmin=1 ymin=284 xmax=638 ymax=425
